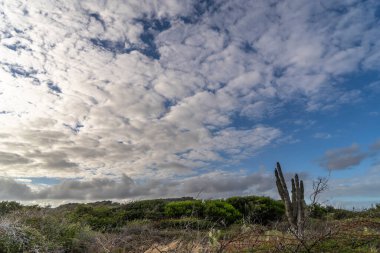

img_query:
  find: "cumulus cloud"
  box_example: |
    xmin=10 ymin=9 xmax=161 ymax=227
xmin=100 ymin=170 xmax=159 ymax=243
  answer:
xmin=0 ymin=0 xmax=379 ymax=201
xmin=318 ymin=144 xmax=368 ymax=170
xmin=318 ymin=140 xmax=380 ymax=171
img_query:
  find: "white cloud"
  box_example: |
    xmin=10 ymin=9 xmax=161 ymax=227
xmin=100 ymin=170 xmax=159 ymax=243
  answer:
xmin=0 ymin=0 xmax=379 ymax=201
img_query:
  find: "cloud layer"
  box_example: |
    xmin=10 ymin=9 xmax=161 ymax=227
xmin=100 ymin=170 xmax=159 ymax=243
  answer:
xmin=0 ymin=0 xmax=379 ymax=201
xmin=0 ymin=170 xmax=275 ymax=202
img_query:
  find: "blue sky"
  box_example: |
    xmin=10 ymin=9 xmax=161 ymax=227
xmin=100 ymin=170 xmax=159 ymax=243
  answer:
xmin=0 ymin=0 xmax=379 ymax=207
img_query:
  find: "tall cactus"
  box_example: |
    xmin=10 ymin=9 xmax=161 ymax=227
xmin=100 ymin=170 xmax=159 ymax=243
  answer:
xmin=275 ymin=162 xmax=305 ymax=237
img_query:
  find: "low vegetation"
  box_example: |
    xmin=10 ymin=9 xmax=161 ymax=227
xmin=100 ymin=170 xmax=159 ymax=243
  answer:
xmin=0 ymin=197 xmax=377 ymax=252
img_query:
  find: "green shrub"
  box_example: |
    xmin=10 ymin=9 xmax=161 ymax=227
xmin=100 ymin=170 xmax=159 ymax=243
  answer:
xmin=204 ymin=200 xmax=241 ymax=225
xmin=123 ymin=199 xmax=170 ymax=220
xmin=122 ymin=198 xmax=194 ymax=220
xmin=164 ymin=200 xmax=204 ymax=218
xmin=227 ymin=196 xmax=284 ymax=224
xmin=70 ymin=205 xmax=126 ymax=232
xmin=0 ymin=210 xmax=93 ymax=252
xmin=0 ymin=201 xmax=23 ymax=216
xmin=22 ymin=211 xmax=89 ymax=250
xmin=165 ymin=200 xmax=242 ymax=225
xmin=0 ymin=224 xmax=26 ymax=253
xmin=309 ymin=203 xmax=328 ymax=219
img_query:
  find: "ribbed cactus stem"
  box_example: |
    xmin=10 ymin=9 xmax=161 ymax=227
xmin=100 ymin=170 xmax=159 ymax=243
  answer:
xmin=274 ymin=163 xmax=305 ymax=237
xmin=291 ymin=178 xmax=297 ymax=224
xmin=298 ymin=180 xmax=305 ymax=234
xmin=295 ymin=174 xmax=300 ymax=224
xmin=275 ymin=162 xmax=295 ymax=231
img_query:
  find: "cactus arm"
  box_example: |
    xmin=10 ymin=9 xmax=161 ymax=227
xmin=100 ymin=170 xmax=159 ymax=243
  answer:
xmin=275 ymin=171 xmax=286 ymax=202
xmin=275 ymin=163 xmax=292 ymax=206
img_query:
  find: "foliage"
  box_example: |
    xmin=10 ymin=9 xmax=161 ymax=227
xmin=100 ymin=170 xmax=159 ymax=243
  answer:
xmin=0 ymin=210 xmax=95 ymax=252
xmin=165 ymin=200 xmax=241 ymax=225
xmin=70 ymin=204 xmax=127 ymax=232
xmin=204 ymin=200 xmax=241 ymax=225
xmin=0 ymin=201 xmax=23 ymax=216
xmin=164 ymin=200 xmax=204 ymax=218
xmin=227 ymin=196 xmax=285 ymax=224
xmin=0 ymin=198 xmax=377 ymax=252
xmin=122 ymin=198 xmax=192 ymax=220
xmin=309 ymin=203 xmax=329 ymax=219
xmin=307 ymin=205 xmax=359 ymax=220
xmin=0 ymin=219 xmax=27 ymax=253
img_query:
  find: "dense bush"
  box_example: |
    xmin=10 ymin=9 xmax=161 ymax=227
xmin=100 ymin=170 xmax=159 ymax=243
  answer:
xmin=164 ymin=200 xmax=242 ymax=225
xmin=123 ymin=199 xmax=170 ymax=220
xmin=0 ymin=201 xmax=23 ymax=216
xmin=164 ymin=200 xmax=204 ymax=218
xmin=23 ymin=210 xmax=94 ymax=250
xmin=227 ymin=196 xmax=284 ymax=224
xmin=122 ymin=198 xmax=193 ymax=220
xmin=0 ymin=209 xmax=95 ymax=252
xmin=204 ymin=200 xmax=241 ymax=225
xmin=0 ymin=221 xmax=27 ymax=253
xmin=70 ymin=205 xmax=126 ymax=232
xmin=309 ymin=203 xmax=329 ymax=219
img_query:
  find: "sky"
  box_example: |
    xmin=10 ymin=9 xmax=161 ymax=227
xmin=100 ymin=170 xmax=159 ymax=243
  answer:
xmin=0 ymin=0 xmax=379 ymax=208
